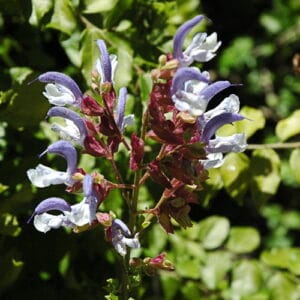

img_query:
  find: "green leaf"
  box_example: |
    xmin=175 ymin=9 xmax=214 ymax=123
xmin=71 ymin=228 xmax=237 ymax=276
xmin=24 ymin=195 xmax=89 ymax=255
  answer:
xmin=0 ymin=213 xmax=22 ymax=237
xmin=80 ymin=27 xmax=104 ymax=85
xmin=181 ymin=281 xmax=202 ymax=300
xmin=0 ymin=89 xmax=17 ymax=111
xmin=46 ymin=0 xmax=77 ymax=35
xmin=289 ymin=149 xmax=300 ymax=184
xmin=0 ymin=77 xmax=48 ymax=129
xmin=217 ymin=106 xmax=266 ymax=139
xmin=176 ymin=255 xmax=201 ymax=279
xmin=9 ymin=67 xmax=33 ymax=85
xmin=261 ymin=248 xmax=300 ymax=275
xmin=275 ymin=110 xmax=300 ymax=141
xmin=230 ymin=260 xmax=262 ymax=298
xmin=220 ymin=153 xmax=250 ymax=201
xmin=83 ymin=0 xmax=118 ymax=13
xmin=198 ymin=216 xmax=230 ymax=250
xmin=29 ymin=0 xmax=53 ymax=25
xmin=226 ymin=227 xmax=260 ymax=254
xmin=138 ymin=73 xmax=152 ymax=102
xmin=61 ymin=32 xmax=82 ymax=67
xmin=267 ymin=272 xmax=300 ymax=300
xmin=160 ymin=274 xmax=180 ymax=300
xmin=250 ymin=149 xmax=281 ymax=204
xmin=201 ymin=251 xmax=232 ymax=290
xmin=0 ymin=252 xmax=23 ymax=289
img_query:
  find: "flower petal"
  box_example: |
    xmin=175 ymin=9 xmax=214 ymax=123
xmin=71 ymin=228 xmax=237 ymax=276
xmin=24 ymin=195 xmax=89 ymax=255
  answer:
xmin=27 ymin=164 xmax=70 ymax=187
xmin=38 ymin=71 xmax=83 ymax=106
xmin=202 ymin=112 xmax=244 ymax=142
xmin=173 ymin=15 xmax=205 ymax=61
xmin=41 ymin=140 xmax=78 ymax=175
xmin=47 ymin=107 xmax=88 ymax=144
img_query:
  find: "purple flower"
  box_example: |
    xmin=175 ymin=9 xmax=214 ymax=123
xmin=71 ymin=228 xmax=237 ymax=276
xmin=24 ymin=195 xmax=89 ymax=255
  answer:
xmin=96 ymin=40 xmax=118 ymax=84
xmin=111 ymin=219 xmax=140 ymax=256
xmin=171 ymin=67 xmax=233 ymax=117
xmin=38 ymin=71 xmax=83 ymax=107
xmin=173 ymin=15 xmax=221 ymax=67
xmin=47 ymin=107 xmax=88 ymax=145
xmin=28 ymin=175 xmax=99 ymax=233
xmin=27 ymin=140 xmax=77 ymax=187
xmin=115 ymin=87 xmax=134 ymax=132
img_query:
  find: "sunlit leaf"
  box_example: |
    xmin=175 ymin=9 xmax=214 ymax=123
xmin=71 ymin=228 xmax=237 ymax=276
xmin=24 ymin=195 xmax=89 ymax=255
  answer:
xmin=226 ymin=227 xmax=260 ymax=254
xmin=289 ymin=149 xmax=300 ymax=184
xmin=220 ymin=153 xmax=250 ymax=200
xmin=230 ymin=260 xmax=262 ymax=298
xmin=201 ymin=251 xmax=232 ymax=290
xmin=9 ymin=67 xmax=33 ymax=85
xmin=267 ymin=272 xmax=300 ymax=300
xmin=217 ymin=106 xmax=266 ymax=139
xmin=0 ymin=213 xmax=22 ymax=237
xmin=275 ymin=110 xmax=300 ymax=141
xmin=46 ymin=0 xmax=77 ymax=35
xmin=80 ymin=27 xmax=104 ymax=85
xmin=198 ymin=216 xmax=230 ymax=250
xmin=29 ymin=0 xmax=53 ymax=25
xmin=261 ymin=248 xmax=300 ymax=275
xmin=250 ymin=149 xmax=281 ymax=204
xmin=83 ymin=0 xmax=118 ymax=13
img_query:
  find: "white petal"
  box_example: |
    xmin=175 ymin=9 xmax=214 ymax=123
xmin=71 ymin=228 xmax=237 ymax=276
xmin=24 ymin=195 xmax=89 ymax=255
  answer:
xmin=209 ymin=134 xmax=247 ymax=153
xmin=204 ymin=94 xmax=240 ymax=120
xmin=124 ymin=233 xmax=140 ymax=249
xmin=27 ymin=164 xmax=69 ymax=187
xmin=51 ymin=119 xmax=81 ymax=144
xmin=43 ymin=83 xmax=76 ymax=106
xmin=33 ymin=213 xmax=66 ymax=233
xmin=200 ymin=152 xmax=224 ymax=169
xmin=121 ymin=114 xmax=135 ymax=132
xmin=67 ymin=201 xmax=92 ymax=227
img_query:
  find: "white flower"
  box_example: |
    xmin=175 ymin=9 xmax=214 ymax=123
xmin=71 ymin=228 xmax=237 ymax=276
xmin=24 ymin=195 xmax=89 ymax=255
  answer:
xmin=51 ymin=119 xmax=82 ymax=145
xmin=183 ymin=32 xmax=221 ymax=65
xmin=200 ymin=152 xmax=224 ymax=169
xmin=43 ymin=83 xmax=77 ymax=106
xmin=27 ymin=164 xmax=72 ymax=188
xmin=33 ymin=213 xmax=70 ymax=233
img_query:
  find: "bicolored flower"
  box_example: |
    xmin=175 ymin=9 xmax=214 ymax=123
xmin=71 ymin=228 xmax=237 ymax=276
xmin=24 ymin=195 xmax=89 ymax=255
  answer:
xmin=171 ymin=67 xmax=233 ymax=117
xmin=197 ymin=95 xmax=247 ymax=169
xmin=110 ymin=219 xmax=140 ymax=256
xmin=115 ymin=87 xmax=134 ymax=132
xmin=38 ymin=71 xmax=83 ymax=107
xmin=47 ymin=107 xmax=88 ymax=145
xmin=173 ymin=15 xmax=221 ymax=67
xmin=96 ymin=39 xmax=118 ymax=84
xmin=27 ymin=140 xmax=77 ymax=187
xmin=28 ymin=175 xmax=99 ymax=233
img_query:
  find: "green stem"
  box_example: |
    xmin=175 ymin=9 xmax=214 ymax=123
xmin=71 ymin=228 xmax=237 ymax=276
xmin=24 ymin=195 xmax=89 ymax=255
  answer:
xmin=247 ymin=142 xmax=300 ymax=150
xmin=120 ymin=256 xmax=129 ymax=300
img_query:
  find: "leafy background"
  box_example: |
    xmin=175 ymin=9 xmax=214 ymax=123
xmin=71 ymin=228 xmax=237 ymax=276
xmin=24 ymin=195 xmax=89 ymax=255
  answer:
xmin=1 ymin=0 xmax=300 ymax=299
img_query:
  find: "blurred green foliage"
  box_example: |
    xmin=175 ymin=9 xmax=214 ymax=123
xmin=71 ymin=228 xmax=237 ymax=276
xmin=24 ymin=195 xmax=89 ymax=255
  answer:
xmin=1 ymin=0 xmax=300 ymax=299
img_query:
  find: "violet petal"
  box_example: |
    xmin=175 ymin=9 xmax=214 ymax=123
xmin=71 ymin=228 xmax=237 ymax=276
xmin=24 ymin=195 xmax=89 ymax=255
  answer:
xmin=38 ymin=71 xmax=83 ymax=104
xmin=171 ymin=67 xmax=210 ymax=95
xmin=96 ymin=40 xmax=112 ymax=83
xmin=202 ymin=112 xmax=244 ymax=142
xmin=173 ymin=15 xmax=205 ymax=60
xmin=47 ymin=107 xmax=88 ymax=139
xmin=27 ymin=197 xmax=71 ymax=223
xmin=40 ymin=140 xmax=77 ymax=175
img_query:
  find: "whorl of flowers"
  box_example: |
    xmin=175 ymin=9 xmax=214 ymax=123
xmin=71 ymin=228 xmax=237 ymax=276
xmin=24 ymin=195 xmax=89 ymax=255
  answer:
xmin=27 ymin=15 xmax=246 ymax=260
